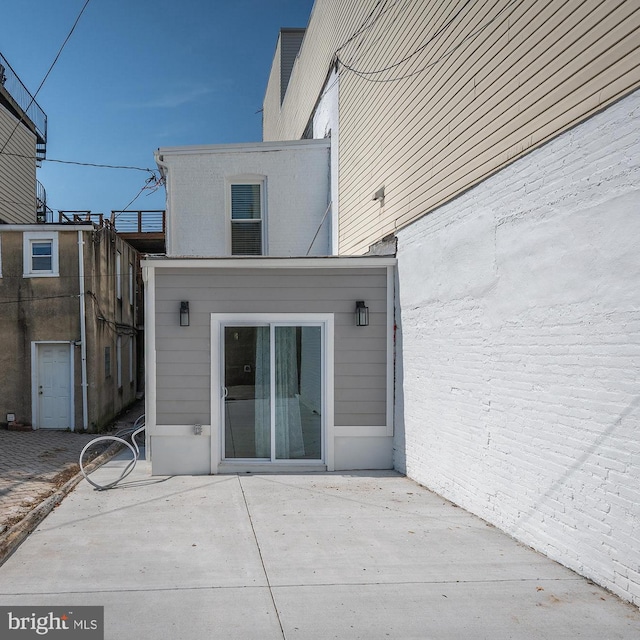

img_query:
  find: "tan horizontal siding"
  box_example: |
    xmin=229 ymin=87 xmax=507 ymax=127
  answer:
xmin=0 ymin=107 xmax=37 ymax=224
xmin=338 ymin=0 xmax=640 ymax=253
xmin=263 ymin=0 xmax=640 ymax=254
xmin=262 ymin=37 xmax=282 ymax=138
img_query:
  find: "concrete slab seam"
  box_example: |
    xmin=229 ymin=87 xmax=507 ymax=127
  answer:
xmin=237 ymin=475 xmax=287 ymax=640
xmin=0 ymin=441 xmax=124 ymax=567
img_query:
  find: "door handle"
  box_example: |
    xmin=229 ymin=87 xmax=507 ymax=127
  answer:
xmin=222 ymin=386 xmax=228 ymax=399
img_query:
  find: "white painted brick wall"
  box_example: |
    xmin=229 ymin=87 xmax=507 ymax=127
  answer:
xmin=395 ymin=89 xmax=640 ymax=606
xmin=160 ymin=141 xmax=330 ymax=257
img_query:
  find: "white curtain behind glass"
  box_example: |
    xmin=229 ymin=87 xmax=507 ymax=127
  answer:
xmin=254 ymin=327 xmax=270 ymax=458
xmin=275 ymin=327 xmax=305 ymax=459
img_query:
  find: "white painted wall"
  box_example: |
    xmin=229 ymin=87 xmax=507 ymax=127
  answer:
xmin=156 ymin=140 xmax=331 ymax=257
xmin=395 ymin=90 xmax=640 ymax=606
xmin=312 ymin=68 xmax=339 ymax=254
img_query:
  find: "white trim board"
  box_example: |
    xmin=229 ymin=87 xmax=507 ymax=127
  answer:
xmin=142 ymin=256 xmax=396 ymax=269
xmin=210 ymin=313 xmax=335 ymax=474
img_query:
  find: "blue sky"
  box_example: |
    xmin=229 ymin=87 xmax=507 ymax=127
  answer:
xmin=1 ymin=0 xmax=314 ymax=216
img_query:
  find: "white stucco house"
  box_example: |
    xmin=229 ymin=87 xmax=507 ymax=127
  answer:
xmin=155 ymin=139 xmax=334 ymax=258
xmin=143 ymin=139 xmax=395 ymax=476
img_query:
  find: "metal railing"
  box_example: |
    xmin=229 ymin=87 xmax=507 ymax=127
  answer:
xmin=110 ymin=210 xmax=165 ymax=234
xmin=0 ymin=52 xmax=47 ymax=158
xmin=36 ymin=180 xmax=49 ymax=222
xmin=57 ymin=210 xmax=110 ymax=226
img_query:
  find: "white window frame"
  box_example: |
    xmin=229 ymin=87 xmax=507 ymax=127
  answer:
xmin=129 ymin=337 xmax=134 ymax=384
xmin=116 ymin=335 xmax=122 ymax=388
xmin=23 ymin=231 xmax=59 ymax=277
xmin=226 ymin=176 xmax=267 ymax=256
xmin=116 ymin=250 xmax=122 ymax=299
xmin=105 ymin=346 xmax=111 ymax=379
xmin=211 ymin=312 xmax=334 ymax=474
xmin=128 ymin=262 xmax=134 ymax=306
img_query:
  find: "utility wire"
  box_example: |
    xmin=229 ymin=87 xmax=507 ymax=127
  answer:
xmin=337 ymin=0 xmax=473 ymax=76
xmin=0 ymin=152 xmax=158 ymax=174
xmin=113 ymin=175 xmax=163 ymax=220
xmin=336 ymin=0 xmax=517 ymax=84
xmin=0 ymin=0 xmax=92 ymax=156
xmin=0 ymin=294 xmax=80 ymax=305
xmin=335 ymin=0 xmax=388 ymax=55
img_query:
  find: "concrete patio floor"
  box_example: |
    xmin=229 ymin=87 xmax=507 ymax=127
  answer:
xmin=1 ymin=453 xmax=639 ymax=639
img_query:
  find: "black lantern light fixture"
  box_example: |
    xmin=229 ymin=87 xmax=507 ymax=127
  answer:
xmin=355 ymin=300 xmax=369 ymax=327
xmin=180 ymin=301 xmax=190 ymax=327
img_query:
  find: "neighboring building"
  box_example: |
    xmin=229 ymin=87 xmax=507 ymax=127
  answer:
xmin=154 ymin=139 xmax=331 ymax=257
xmin=0 ymin=51 xmax=47 ymax=224
xmin=144 ymin=140 xmax=395 ymax=476
xmin=261 ymin=1 xmax=640 ymax=607
xmin=0 ymin=53 xmax=140 ymax=432
xmin=0 ymin=222 xmax=139 ymax=431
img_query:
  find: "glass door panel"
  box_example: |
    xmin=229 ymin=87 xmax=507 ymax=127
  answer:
xmin=224 ymin=326 xmax=270 ymax=458
xmin=223 ymin=324 xmax=322 ymax=461
xmin=275 ymin=326 xmax=322 ymax=460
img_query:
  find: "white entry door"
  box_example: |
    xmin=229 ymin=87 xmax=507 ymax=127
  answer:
xmin=35 ymin=343 xmax=73 ymax=429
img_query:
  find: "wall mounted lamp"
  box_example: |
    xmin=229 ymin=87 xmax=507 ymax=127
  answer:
xmin=372 ymin=185 xmax=385 ymax=205
xmin=355 ymin=300 xmax=369 ymax=327
xmin=180 ymin=301 xmax=190 ymax=327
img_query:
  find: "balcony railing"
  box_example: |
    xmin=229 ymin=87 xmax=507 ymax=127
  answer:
xmin=0 ymin=52 xmax=47 ymax=160
xmin=110 ymin=210 xmax=165 ymax=234
xmin=56 ymin=210 xmax=109 ymax=226
xmin=36 ymin=180 xmax=51 ymax=222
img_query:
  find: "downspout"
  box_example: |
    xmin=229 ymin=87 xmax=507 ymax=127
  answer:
xmin=154 ymin=152 xmax=169 ymax=255
xmin=78 ymin=229 xmax=89 ymax=430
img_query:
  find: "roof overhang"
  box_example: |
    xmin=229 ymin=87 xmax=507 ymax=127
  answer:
xmin=141 ymin=256 xmax=396 ymax=270
xmin=155 ymin=138 xmax=329 ymax=161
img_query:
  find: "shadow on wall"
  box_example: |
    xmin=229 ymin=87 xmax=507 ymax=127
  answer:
xmin=392 ymin=264 xmax=406 ymax=474
xmin=515 ymin=393 xmax=640 ymax=535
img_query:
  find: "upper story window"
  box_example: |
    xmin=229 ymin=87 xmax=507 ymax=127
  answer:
xmin=230 ymin=182 xmax=263 ymax=255
xmin=23 ymin=231 xmax=59 ymax=277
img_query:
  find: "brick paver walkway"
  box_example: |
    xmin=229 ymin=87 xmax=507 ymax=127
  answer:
xmin=0 ymin=399 xmax=145 ymax=531
xmin=0 ymin=430 xmax=96 ymax=529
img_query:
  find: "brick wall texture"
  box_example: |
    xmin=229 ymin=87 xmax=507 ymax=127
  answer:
xmin=394 ymin=89 xmax=640 ymax=606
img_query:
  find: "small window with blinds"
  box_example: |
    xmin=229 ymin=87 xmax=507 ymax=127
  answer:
xmin=231 ymin=183 xmax=263 ymax=255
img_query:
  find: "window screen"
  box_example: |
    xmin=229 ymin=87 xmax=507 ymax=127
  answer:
xmin=31 ymin=240 xmax=53 ymax=272
xmin=231 ymin=184 xmax=262 ymax=255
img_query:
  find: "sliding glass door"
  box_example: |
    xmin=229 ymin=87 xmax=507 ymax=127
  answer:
xmin=223 ymin=324 xmax=323 ymax=461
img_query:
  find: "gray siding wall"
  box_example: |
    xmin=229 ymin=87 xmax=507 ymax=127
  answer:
xmin=153 ymin=267 xmax=388 ymax=428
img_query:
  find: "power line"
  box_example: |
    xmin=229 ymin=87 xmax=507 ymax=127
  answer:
xmin=337 ymin=0 xmax=473 ymax=76
xmin=0 ymin=174 xmax=162 ymax=217
xmin=0 ymin=152 xmax=158 ymax=174
xmin=336 ymin=0 xmax=517 ymax=84
xmin=0 ymin=272 xmax=134 ymax=281
xmin=0 ymin=293 xmax=80 ymax=306
xmin=0 ymin=0 xmax=92 ymax=156
xmin=335 ymin=0 xmax=388 ymax=56
xmin=113 ymin=175 xmax=164 ymax=220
